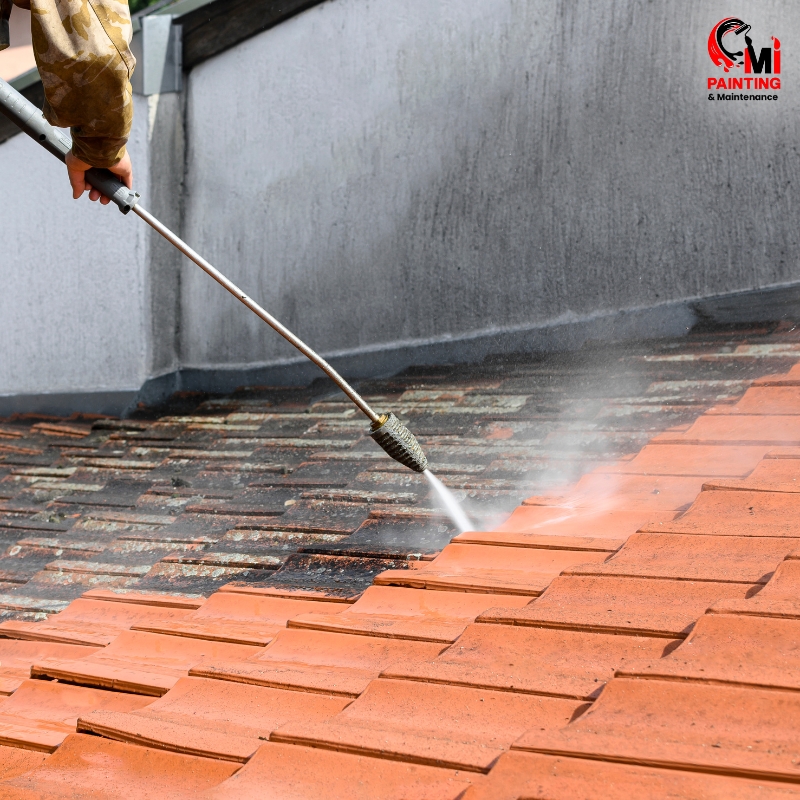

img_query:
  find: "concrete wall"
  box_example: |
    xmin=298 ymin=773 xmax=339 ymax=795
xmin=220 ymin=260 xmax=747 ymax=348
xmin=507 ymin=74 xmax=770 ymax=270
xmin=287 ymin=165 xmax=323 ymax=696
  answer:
xmin=0 ymin=0 xmax=798 ymax=413
xmin=179 ymin=0 xmax=800 ymax=375
xmin=0 ymin=94 xmax=151 ymax=414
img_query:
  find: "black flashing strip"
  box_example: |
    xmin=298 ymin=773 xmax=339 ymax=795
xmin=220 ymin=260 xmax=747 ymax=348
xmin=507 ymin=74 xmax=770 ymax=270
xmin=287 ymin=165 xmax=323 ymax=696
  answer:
xmin=175 ymin=0 xmax=328 ymax=70
xmin=0 ymin=0 xmax=329 ymax=146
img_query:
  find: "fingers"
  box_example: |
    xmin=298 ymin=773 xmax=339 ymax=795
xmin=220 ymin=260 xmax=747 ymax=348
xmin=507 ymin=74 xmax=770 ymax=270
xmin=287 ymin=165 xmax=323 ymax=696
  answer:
xmin=65 ymin=151 xmax=92 ymax=201
xmin=65 ymin=150 xmax=134 ymax=203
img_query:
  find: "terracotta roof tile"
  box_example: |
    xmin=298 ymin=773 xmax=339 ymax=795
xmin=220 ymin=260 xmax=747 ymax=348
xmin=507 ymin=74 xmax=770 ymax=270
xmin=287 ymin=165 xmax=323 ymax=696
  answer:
xmin=0 ymin=679 xmax=150 ymax=752
xmin=0 ymin=733 xmax=238 ymax=797
xmin=288 ymin=585 xmax=530 ymax=642
xmin=384 ymin=623 xmax=675 ymax=699
xmin=272 ymin=677 xmax=583 ymax=772
xmin=477 ymin=575 xmax=757 ymax=638
xmin=1 ymin=329 xmax=799 ymax=795
xmin=203 ymin=741 xmax=472 ymax=799
xmin=78 ymin=676 xmax=348 ymax=762
xmin=513 ymin=677 xmax=800 ymax=784
xmin=30 ymin=631 xmax=262 ymax=696
xmin=193 ymin=628 xmax=445 ymax=696
xmin=464 ymin=750 xmax=800 ymax=800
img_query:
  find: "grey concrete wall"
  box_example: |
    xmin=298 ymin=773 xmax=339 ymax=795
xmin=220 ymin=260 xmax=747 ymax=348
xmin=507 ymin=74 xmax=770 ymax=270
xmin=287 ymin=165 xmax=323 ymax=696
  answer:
xmin=0 ymin=0 xmax=798 ymax=414
xmin=178 ymin=0 xmax=800 ymax=373
xmin=0 ymin=94 xmax=151 ymax=410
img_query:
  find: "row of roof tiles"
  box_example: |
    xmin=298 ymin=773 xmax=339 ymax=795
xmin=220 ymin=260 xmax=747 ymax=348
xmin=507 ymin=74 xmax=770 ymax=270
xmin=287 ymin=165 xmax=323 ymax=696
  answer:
xmin=0 ymin=328 xmax=799 ymax=796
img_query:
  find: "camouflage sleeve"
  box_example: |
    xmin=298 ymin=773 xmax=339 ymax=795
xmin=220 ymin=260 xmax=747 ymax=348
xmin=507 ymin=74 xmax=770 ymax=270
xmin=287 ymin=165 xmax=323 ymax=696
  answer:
xmin=30 ymin=0 xmax=135 ymax=167
xmin=0 ymin=1 xmax=11 ymax=50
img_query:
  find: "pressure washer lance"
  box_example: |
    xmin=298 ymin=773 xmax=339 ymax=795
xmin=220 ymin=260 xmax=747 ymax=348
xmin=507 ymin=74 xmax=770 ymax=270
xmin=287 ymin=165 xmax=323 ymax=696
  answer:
xmin=0 ymin=76 xmax=428 ymax=473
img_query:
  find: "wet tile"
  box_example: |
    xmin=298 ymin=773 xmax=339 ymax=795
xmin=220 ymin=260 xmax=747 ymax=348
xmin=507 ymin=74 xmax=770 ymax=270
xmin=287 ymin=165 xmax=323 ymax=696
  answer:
xmin=599 ymin=444 xmax=770 ymax=477
xmin=78 ymin=676 xmax=348 ymax=762
xmin=289 ymin=586 xmax=529 ymax=643
xmin=193 ymin=628 xmax=445 ymax=696
xmin=568 ymin=533 xmax=800 ymax=584
xmin=386 ymin=623 xmax=673 ymax=699
xmin=526 ymin=473 xmax=708 ymax=511
xmin=642 ymin=489 xmax=800 ymax=538
xmin=134 ymin=592 xmax=344 ymax=646
xmin=706 ymin=386 xmax=800 ymax=416
xmin=0 ymin=745 xmax=48 ymax=780
xmin=621 ymin=613 xmax=800 ymax=691
xmin=273 ymin=678 xmax=584 ymax=772
xmin=242 ymin=553 xmax=409 ymax=599
xmin=0 ymin=733 xmax=237 ymax=798
xmin=463 ymin=750 xmax=800 ymax=800
xmin=513 ymin=677 xmax=800 ymax=783
xmin=0 ymin=640 xmax=99 ymax=694
xmin=203 ymin=741 xmax=472 ymax=800
xmin=0 ymin=597 xmax=194 ymax=647
xmin=482 ymin=505 xmax=650 ymax=542
xmin=710 ymin=557 xmax=800 ymax=619
xmin=479 ymin=575 xmax=756 ymax=638
xmin=651 ymin=414 xmax=800 ymax=446
xmin=31 ymin=630 xmax=262 ymax=696
xmin=0 ymin=678 xmax=151 ymax=752
xmin=303 ymin=518 xmax=455 ymax=560
xmin=375 ymin=543 xmax=608 ymax=595
xmin=706 ymin=456 xmax=800 ymax=493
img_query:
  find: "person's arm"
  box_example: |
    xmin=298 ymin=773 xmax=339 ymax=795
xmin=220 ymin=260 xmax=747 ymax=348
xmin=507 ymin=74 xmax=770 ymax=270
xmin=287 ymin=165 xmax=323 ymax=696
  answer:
xmin=29 ymin=0 xmax=135 ymax=202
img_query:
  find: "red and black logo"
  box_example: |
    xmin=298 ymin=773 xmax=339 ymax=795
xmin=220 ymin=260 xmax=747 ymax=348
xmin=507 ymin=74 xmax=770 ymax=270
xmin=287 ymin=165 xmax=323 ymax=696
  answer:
xmin=707 ymin=18 xmax=781 ymax=99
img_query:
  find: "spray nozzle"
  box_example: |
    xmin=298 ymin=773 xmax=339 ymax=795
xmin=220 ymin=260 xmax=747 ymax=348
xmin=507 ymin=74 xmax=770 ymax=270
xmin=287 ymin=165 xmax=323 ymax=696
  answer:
xmin=370 ymin=412 xmax=429 ymax=473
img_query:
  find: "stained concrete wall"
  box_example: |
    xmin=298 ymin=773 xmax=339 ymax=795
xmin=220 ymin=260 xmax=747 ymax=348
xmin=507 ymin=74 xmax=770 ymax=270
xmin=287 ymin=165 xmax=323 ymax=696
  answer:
xmin=0 ymin=94 xmax=151 ymax=413
xmin=0 ymin=0 xmax=798 ymax=413
xmin=178 ymin=0 xmax=800 ymax=377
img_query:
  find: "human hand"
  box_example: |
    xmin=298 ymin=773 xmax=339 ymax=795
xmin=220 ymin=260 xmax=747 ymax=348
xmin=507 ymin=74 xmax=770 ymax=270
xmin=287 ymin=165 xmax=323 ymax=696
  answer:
xmin=65 ymin=151 xmax=133 ymax=205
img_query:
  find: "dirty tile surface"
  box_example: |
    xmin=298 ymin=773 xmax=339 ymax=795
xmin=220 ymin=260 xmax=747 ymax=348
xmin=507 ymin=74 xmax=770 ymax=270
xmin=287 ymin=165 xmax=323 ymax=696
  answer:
xmin=2 ymin=327 xmax=800 ymax=796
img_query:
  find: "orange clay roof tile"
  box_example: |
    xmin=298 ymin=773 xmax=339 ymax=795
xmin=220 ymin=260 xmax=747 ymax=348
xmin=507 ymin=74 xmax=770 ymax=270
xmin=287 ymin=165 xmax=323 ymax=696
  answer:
xmin=130 ymin=592 xmax=346 ymax=646
xmin=566 ymin=532 xmax=800 ymax=583
xmin=705 ymin=454 xmax=800 ymax=493
xmin=271 ymin=677 xmax=585 ymax=772
xmin=287 ymin=585 xmax=529 ymax=642
xmin=641 ymin=487 xmax=800 ymax=538
xmin=0 ymin=597 xmax=195 ymax=647
xmin=0 ymin=679 xmax=150 ymax=752
xmin=463 ymin=750 xmax=800 ymax=800
xmin=0 ymin=640 xmax=100 ymax=695
xmin=192 ymin=628 xmax=446 ymax=696
xmin=0 ymin=746 xmax=48 ymax=782
xmin=77 ymin=676 xmax=349 ymax=762
xmin=710 ymin=556 xmax=800 ymax=619
xmin=203 ymin=741 xmax=473 ymax=800
xmin=598 ymin=443 xmax=772 ymax=476
xmin=512 ymin=677 xmax=800 ymax=784
xmin=0 ymin=733 xmax=238 ymax=798
xmin=618 ymin=612 xmax=800 ymax=691
xmin=476 ymin=574 xmax=757 ymax=637
xmin=1 ymin=331 xmax=800 ymax=797
xmin=383 ymin=622 xmax=676 ymax=699
xmin=373 ymin=542 xmax=609 ymax=595
xmin=30 ymin=631 xmax=263 ymax=696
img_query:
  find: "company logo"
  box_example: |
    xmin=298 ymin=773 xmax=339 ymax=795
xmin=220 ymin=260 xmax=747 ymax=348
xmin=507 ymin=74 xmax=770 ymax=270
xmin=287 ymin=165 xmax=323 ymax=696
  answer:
xmin=707 ymin=18 xmax=781 ymax=101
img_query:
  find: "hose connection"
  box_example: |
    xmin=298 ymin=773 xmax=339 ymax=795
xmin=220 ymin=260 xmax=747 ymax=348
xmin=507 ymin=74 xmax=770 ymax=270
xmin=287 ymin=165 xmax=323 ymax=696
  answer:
xmin=370 ymin=412 xmax=429 ymax=473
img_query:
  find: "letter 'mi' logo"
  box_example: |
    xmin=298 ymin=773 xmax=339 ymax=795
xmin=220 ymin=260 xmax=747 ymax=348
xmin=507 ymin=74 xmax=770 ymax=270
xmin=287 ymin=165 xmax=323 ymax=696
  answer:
xmin=708 ymin=17 xmax=780 ymax=74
